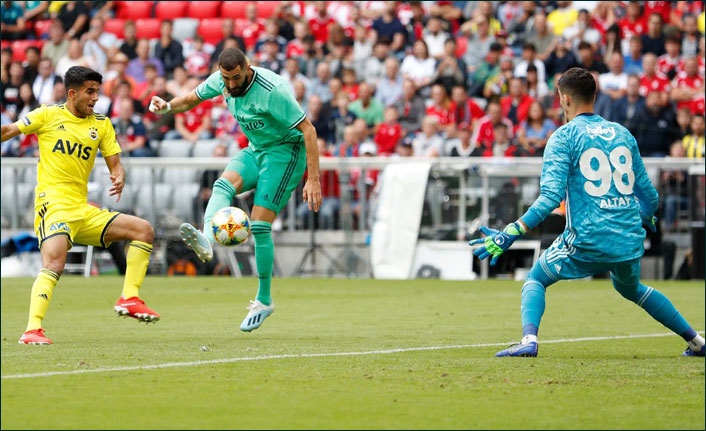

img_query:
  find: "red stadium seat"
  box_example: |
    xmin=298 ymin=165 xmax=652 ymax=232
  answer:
xmin=256 ymin=1 xmax=280 ymax=19
xmin=34 ymin=19 xmax=53 ymax=39
xmin=154 ymin=1 xmax=188 ymax=19
xmin=135 ymin=18 xmax=162 ymax=39
xmin=104 ymin=18 xmax=126 ymax=39
xmin=10 ymin=40 xmax=44 ymax=62
xmin=220 ymin=1 xmax=249 ymax=20
xmin=455 ymin=35 xmax=467 ymax=58
xmin=187 ymin=1 xmax=221 ymax=19
xmin=116 ymin=1 xmax=154 ymax=20
xmin=198 ymin=18 xmax=224 ymax=45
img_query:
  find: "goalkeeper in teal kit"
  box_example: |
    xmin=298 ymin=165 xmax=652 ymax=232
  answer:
xmin=470 ymin=68 xmax=704 ymax=357
xmin=150 ymin=48 xmax=321 ymax=332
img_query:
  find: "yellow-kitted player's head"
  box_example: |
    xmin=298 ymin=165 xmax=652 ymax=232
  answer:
xmin=64 ymin=65 xmax=103 ymax=118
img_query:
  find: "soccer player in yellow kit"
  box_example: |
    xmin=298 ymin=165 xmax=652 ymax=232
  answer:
xmin=0 ymin=66 xmax=159 ymax=345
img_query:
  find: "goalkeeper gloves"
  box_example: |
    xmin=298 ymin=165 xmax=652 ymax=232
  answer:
xmin=468 ymin=222 xmax=525 ymax=266
xmin=641 ymin=212 xmax=658 ymax=233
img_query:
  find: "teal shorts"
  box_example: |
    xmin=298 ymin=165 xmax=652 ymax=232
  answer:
xmin=225 ymin=143 xmax=306 ymax=214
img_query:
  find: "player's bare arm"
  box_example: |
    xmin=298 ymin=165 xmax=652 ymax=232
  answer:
xmin=297 ymin=117 xmax=322 ymax=213
xmin=1 ymin=123 xmax=21 ymax=142
xmin=104 ymin=153 xmax=125 ymax=203
xmin=149 ymin=89 xmax=202 ymax=114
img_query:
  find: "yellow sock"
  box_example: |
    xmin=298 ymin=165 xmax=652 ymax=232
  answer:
xmin=26 ymin=269 xmax=59 ymax=332
xmin=121 ymin=241 xmax=152 ymax=299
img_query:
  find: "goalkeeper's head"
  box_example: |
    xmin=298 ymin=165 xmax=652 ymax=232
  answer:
xmin=218 ymin=48 xmax=251 ymax=98
xmin=557 ymin=67 xmax=596 ymax=121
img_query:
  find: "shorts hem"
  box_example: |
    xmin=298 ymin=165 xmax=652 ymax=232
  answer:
xmin=100 ymin=213 xmax=121 ymax=248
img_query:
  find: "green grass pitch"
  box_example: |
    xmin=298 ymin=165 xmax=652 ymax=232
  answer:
xmin=1 ymin=276 xmax=704 ymax=430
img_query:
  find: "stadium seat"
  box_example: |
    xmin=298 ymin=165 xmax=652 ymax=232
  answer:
xmin=10 ymin=40 xmax=44 ymax=62
xmin=163 ymin=167 xmax=198 ymax=184
xmin=172 ymin=18 xmax=199 ymax=42
xmin=197 ymin=18 xmax=224 ymax=45
xmin=157 ymin=139 xmax=193 ymax=157
xmin=256 ymin=1 xmax=280 ymax=18
xmin=1 ymin=183 xmax=35 ymax=227
xmin=135 ymin=18 xmax=162 ymax=40
xmin=171 ymin=183 xmax=200 ymax=223
xmin=104 ymin=184 xmax=136 ymax=214
xmin=192 ymin=139 xmax=221 ymax=157
xmin=220 ymin=1 xmax=249 ymax=20
xmin=134 ymin=183 xmax=174 ymax=220
xmin=186 ymin=1 xmax=220 ymax=19
xmin=115 ymin=1 xmax=154 ymax=20
xmin=128 ymin=166 xmax=162 ymax=184
xmin=154 ymin=1 xmax=188 ymax=20
xmin=34 ymin=19 xmax=53 ymax=39
xmin=104 ymin=18 xmax=126 ymax=39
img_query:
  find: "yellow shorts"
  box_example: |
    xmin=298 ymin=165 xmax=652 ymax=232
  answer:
xmin=35 ymin=201 xmax=121 ymax=250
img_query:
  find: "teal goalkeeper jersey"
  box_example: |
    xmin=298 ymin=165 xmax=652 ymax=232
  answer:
xmin=195 ymin=66 xmax=306 ymax=149
xmin=520 ymin=113 xmax=659 ymax=263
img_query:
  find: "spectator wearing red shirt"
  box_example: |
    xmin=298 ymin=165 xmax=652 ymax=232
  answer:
xmin=235 ymin=2 xmax=266 ymax=53
xmin=108 ymin=80 xmax=144 ymax=120
xmin=643 ymin=1 xmax=672 ymax=26
xmin=500 ymin=77 xmax=534 ymax=129
xmin=341 ymin=68 xmax=359 ymax=101
xmin=657 ymin=37 xmax=682 ymax=78
xmin=309 ymin=1 xmax=336 ymax=45
xmin=425 ymin=84 xmax=456 ymax=133
xmin=167 ymin=99 xmax=214 ymax=143
xmin=640 ymin=53 xmax=671 ymax=106
xmin=374 ymin=106 xmax=402 ymax=155
xmin=671 ymin=57 xmax=705 ymax=114
xmin=471 ymin=101 xmax=514 ymax=157
xmin=619 ymin=2 xmax=647 ymax=41
xmin=451 ymin=85 xmax=484 ymax=130
xmin=286 ymin=21 xmax=309 ymax=58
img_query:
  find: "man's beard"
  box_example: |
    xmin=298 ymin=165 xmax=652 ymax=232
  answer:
xmin=229 ymin=74 xmax=251 ymax=97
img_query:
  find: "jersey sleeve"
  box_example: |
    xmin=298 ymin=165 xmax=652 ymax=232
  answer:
xmin=520 ymin=127 xmax=571 ymax=230
xmin=195 ymin=71 xmax=223 ymax=100
xmin=99 ymin=120 xmax=122 ymax=157
xmin=629 ymin=134 xmax=659 ymax=217
xmin=269 ymin=84 xmax=307 ymax=130
xmin=15 ymin=105 xmax=49 ymax=135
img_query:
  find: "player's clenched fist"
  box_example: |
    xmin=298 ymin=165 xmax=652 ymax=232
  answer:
xmin=149 ymin=96 xmax=171 ymax=114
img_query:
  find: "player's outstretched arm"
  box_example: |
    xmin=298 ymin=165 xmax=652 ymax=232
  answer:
xmin=1 ymin=123 xmax=21 ymax=142
xmin=104 ymin=154 xmax=125 ymax=203
xmin=149 ymin=90 xmax=202 ymax=115
xmin=297 ymin=117 xmax=322 ymax=212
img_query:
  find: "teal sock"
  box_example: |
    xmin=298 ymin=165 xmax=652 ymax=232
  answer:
xmin=251 ymin=221 xmax=273 ymax=305
xmin=636 ymin=284 xmax=694 ymax=340
xmin=521 ymin=280 xmax=546 ymax=337
xmin=203 ymin=178 xmax=237 ymax=244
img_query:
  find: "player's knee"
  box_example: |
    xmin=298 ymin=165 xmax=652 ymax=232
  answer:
xmin=44 ymin=259 xmax=65 ymax=277
xmin=134 ymin=219 xmax=154 ymax=244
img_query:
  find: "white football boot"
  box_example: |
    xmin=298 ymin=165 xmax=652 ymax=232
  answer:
xmin=240 ymin=300 xmax=275 ymax=332
xmin=179 ymin=223 xmax=213 ymax=263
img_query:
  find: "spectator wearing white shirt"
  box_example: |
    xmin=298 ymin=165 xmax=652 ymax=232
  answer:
xmin=514 ymin=43 xmax=546 ymax=84
xmin=412 ymin=116 xmax=444 ymax=157
xmin=599 ymin=51 xmax=628 ymax=100
xmin=401 ymin=39 xmax=436 ymax=93
xmin=32 ymin=58 xmax=62 ymax=105
xmin=363 ymin=41 xmax=390 ymax=88
xmin=423 ymin=17 xmax=450 ymax=59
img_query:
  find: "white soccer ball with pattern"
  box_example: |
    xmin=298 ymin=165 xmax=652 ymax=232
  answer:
xmin=211 ymin=207 xmax=251 ymax=246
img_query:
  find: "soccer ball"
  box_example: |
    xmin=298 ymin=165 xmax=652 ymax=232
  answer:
xmin=211 ymin=207 xmax=251 ymax=246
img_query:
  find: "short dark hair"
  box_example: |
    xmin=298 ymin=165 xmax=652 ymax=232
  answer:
xmin=522 ymin=43 xmax=536 ymax=52
xmin=64 ymin=66 xmax=102 ymax=92
xmin=578 ymin=41 xmax=592 ymax=51
xmin=218 ymin=47 xmax=248 ymax=71
xmin=25 ymin=46 xmax=40 ymax=55
xmin=557 ymin=67 xmax=596 ymax=105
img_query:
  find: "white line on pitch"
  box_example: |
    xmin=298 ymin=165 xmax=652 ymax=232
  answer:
xmin=2 ymin=331 xmax=702 ymax=380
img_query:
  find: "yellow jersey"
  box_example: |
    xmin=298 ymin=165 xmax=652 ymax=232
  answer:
xmin=15 ymin=104 xmax=121 ymax=206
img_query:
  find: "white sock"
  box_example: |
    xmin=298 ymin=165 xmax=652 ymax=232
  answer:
xmin=521 ymin=334 xmax=538 ymax=344
xmin=687 ymin=334 xmax=705 ymax=351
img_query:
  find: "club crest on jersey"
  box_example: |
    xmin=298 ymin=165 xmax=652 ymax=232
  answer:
xmin=89 ymin=127 xmax=99 ymax=141
xmin=48 ymin=222 xmax=71 ymax=234
xmin=585 ymin=125 xmax=616 ymax=141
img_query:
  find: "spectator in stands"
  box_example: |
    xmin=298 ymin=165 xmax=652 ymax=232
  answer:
xmin=642 ymin=13 xmax=666 ymax=56
xmin=348 ymin=82 xmax=384 ymax=129
xmin=658 ymin=37 xmax=682 ymax=78
xmin=235 ymin=2 xmax=266 ymax=53
xmin=352 ymin=24 xmax=373 ymax=77
xmin=113 ymin=98 xmax=153 ymax=157
xmin=1 ymin=47 xmax=11 ymax=83
xmin=491 ymin=122 xmax=522 ymax=157
xmin=682 ymin=115 xmax=705 ymax=159
xmin=80 ymin=17 xmax=113 ymax=75
xmin=506 ymin=1 xmax=536 ymax=46
xmin=16 ymin=82 xmax=38 ymax=121
xmin=127 ymin=39 xmax=164 ymax=84
xmin=331 ymin=91 xmax=357 ymax=144
xmin=362 ymin=40 xmax=390 ymax=88
xmin=671 ymin=57 xmax=705 ymax=115
xmin=483 ymin=56 xmax=514 ymax=99
xmin=423 ymin=16 xmax=450 ymax=59
xmin=682 ymin=14 xmax=701 ymax=57
xmin=577 ymin=41 xmax=608 ymax=74
xmin=546 ymin=1 xmax=578 ymax=36
xmin=56 ymin=0 xmax=89 ymax=40
xmin=526 ymin=12 xmax=556 ymax=62
xmin=340 ymin=67 xmax=359 ymax=100
xmin=565 ymin=8 xmax=601 ymax=52
xmin=599 ymin=52 xmax=628 ymax=100
xmin=526 ymin=64 xmax=549 ymax=99
xmin=211 ymin=23 xmax=245 ymax=68
xmin=676 ymin=107 xmax=693 ymax=139
xmin=471 ymin=100 xmax=514 ymax=157
xmin=1 ymin=0 xmax=27 ymax=40
xmin=103 ymin=53 xmax=137 ymax=98
xmin=2 ymin=64 xmax=24 ymax=120
xmin=374 ymin=106 xmax=402 ymax=155
xmin=166 ymin=65 xmax=191 ymax=98
xmin=168 ymin=98 xmax=213 ymax=144
xmin=185 ymin=36 xmax=212 ymax=79
xmin=461 ymin=16 xmax=495 ymax=73
xmin=307 ymin=94 xmax=333 ymax=144
xmin=286 ymin=21 xmax=309 ymax=59
xmin=446 ymin=123 xmax=473 ymax=157
xmin=634 ymin=91 xmax=678 ymax=157
xmin=32 ymin=57 xmax=61 ymax=105
xmin=517 ymin=101 xmax=555 ymax=157
xmin=624 ymin=36 xmax=644 ymax=75
xmin=451 ymin=85 xmax=484 ymax=129
xmin=394 ymin=135 xmax=414 ymax=157
xmin=256 ymin=38 xmax=285 ymax=74
xmin=50 ymin=81 xmax=65 ymax=105
xmin=153 ymin=20 xmax=184 ymax=77
xmin=590 ymin=70 xmax=613 ymax=119
xmin=282 ymin=57 xmax=310 ymax=93
xmin=425 ymin=83 xmax=456 ymax=132
xmin=601 ymin=24 xmax=623 ymax=60
xmin=432 ymin=38 xmax=467 ymax=95
xmin=468 ymin=42 xmax=502 ymax=98
xmin=120 ymin=20 xmax=138 ymax=60
xmin=396 ymin=78 xmax=425 ymax=135
xmin=611 ymin=74 xmax=645 ymax=134
xmin=41 ymin=21 xmax=69 ymax=67
xmin=108 ymin=80 xmax=143 ymax=119
xmin=371 ymin=1 xmax=407 ymax=57
xmin=308 ymin=1 xmax=336 ymax=45
xmin=309 ymin=62 xmax=333 ymax=104
xmin=412 ymin=116 xmax=444 ymax=157
xmin=374 ymin=57 xmax=403 ymax=108
xmin=292 ymin=79 xmax=308 ymax=111
xmin=544 ymin=37 xmax=578 ymax=78
xmin=514 ymin=43 xmax=546 ymax=84
xmin=335 ymin=125 xmax=361 ymax=157
xmin=619 ymin=1 xmax=647 ymax=43
xmin=297 ymin=35 xmax=321 ymax=78
xmin=401 ymin=39 xmax=436 ymax=94
xmin=143 ymin=79 xmax=173 ymax=143
xmin=22 ymin=46 xmax=40 ymax=84
xmin=501 ymin=77 xmax=534 ymax=128
xmin=56 ymin=38 xmax=92 ymax=78
xmin=640 ymin=53 xmax=671 ymax=106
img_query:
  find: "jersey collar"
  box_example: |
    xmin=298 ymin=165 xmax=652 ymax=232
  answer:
xmin=576 ymin=112 xmax=595 ymax=118
xmin=241 ymin=67 xmax=257 ymax=97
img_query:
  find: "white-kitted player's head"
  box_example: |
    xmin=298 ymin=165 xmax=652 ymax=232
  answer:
xmin=218 ymin=48 xmax=251 ymax=98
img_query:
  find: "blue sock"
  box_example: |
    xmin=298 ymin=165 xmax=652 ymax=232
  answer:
xmin=521 ymin=280 xmax=546 ymax=337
